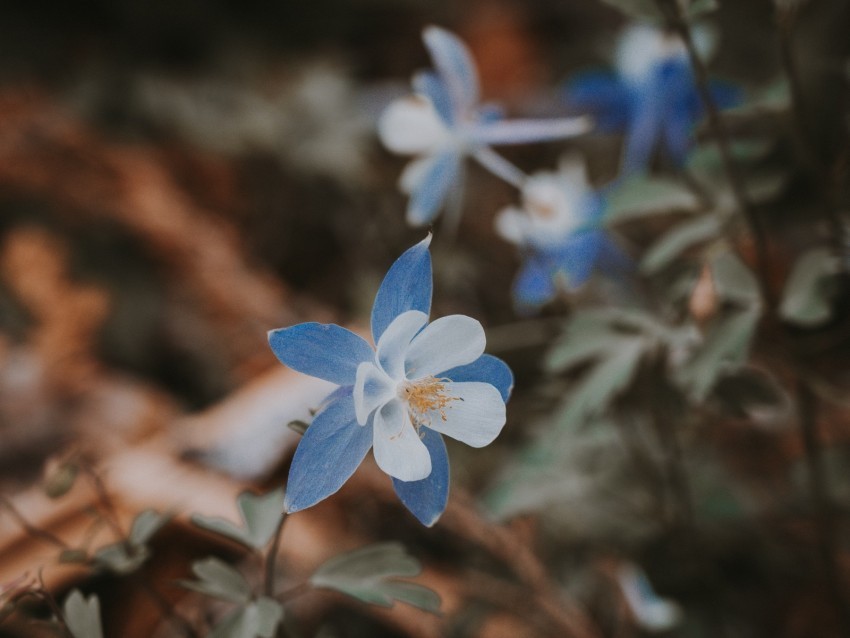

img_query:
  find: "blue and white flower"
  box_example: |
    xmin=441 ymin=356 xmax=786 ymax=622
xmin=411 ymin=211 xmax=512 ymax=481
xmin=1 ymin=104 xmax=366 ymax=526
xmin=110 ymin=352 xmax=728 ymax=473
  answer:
xmin=564 ymin=25 xmax=740 ymax=173
xmin=495 ymin=158 xmax=630 ymax=311
xmin=379 ymin=26 xmax=590 ymax=227
xmin=268 ymin=237 xmax=513 ymax=526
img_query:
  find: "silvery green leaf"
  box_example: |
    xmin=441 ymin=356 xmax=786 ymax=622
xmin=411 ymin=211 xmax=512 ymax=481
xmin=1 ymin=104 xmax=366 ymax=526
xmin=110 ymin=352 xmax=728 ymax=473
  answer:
xmin=128 ymin=510 xmax=170 ymax=547
xmin=640 ymin=215 xmax=722 ymax=274
xmin=193 ymin=489 xmax=284 ymax=550
xmin=605 ymin=176 xmax=700 ymax=224
xmin=677 ymin=308 xmax=760 ymax=400
xmin=727 ymin=78 xmax=789 ymax=115
xmin=63 ymin=590 xmax=103 ymax=638
xmin=554 ymin=337 xmax=646 ymax=432
xmin=93 ymin=542 xmax=149 ymax=575
xmin=546 ymin=327 xmax=624 ymax=373
xmin=310 ymin=543 xmax=441 ymax=613
xmin=711 ymin=252 xmax=760 ymax=305
xmin=686 ymin=140 xmax=773 ymax=182
xmin=780 ymin=247 xmax=840 ymax=326
xmin=287 ymin=420 xmax=309 ymax=435
xmin=686 ymin=0 xmax=719 ymax=18
xmin=209 ymin=598 xmax=283 ymax=638
xmin=180 ymin=557 xmax=252 ymax=604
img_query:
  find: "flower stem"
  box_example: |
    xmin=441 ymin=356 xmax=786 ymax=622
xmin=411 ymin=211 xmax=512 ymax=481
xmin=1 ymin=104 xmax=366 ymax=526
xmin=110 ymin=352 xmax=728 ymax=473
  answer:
xmin=264 ymin=512 xmax=288 ymax=598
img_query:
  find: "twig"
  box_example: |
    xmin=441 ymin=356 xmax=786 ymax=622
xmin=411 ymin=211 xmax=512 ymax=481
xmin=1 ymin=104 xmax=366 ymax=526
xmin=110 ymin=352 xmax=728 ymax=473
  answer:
xmin=0 ymin=497 xmax=69 ymax=550
xmin=264 ymin=512 xmax=288 ymax=598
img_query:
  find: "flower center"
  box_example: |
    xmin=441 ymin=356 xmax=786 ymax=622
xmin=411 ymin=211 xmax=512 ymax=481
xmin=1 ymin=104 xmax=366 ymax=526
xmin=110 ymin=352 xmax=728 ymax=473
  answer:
xmin=398 ymin=376 xmax=459 ymax=428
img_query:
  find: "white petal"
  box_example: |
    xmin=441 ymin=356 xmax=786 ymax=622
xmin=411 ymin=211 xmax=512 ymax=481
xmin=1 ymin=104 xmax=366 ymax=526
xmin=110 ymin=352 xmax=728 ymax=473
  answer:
xmin=494 ymin=207 xmax=529 ymax=245
xmin=399 ymin=156 xmax=432 ymax=195
xmin=615 ymin=25 xmax=687 ymax=83
xmin=424 ymin=382 xmax=505 ymax=447
xmin=373 ymin=399 xmax=432 ymax=481
xmin=405 ymin=315 xmax=485 ymax=379
xmin=378 ymin=97 xmax=451 ymax=155
xmin=353 ymin=361 xmax=394 ymax=425
xmin=376 ymin=310 xmax=428 ymax=380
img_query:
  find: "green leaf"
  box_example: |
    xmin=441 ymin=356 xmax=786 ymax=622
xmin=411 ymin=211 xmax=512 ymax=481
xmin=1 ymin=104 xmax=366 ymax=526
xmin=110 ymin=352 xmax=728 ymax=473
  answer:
xmin=677 ymin=308 xmax=761 ymax=400
xmin=779 ymin=247 xmax=840 ymax=326
xmin=686 ymin=140 xmax=773 ymax=181
xmin=209 ymin=598 xmax=283 ymax=638
xmin=44 ymin=462 xmax=79 ymax=499
xmin=605 ymin=176 xmax=700 ymax=224
xmin=546 ymin=326 xmax=623 ymax=373
xmin=640 ymin=215 xmax=722 ymax=274
xmin=63 ymin=590 xmax=103 ymax=638
xmin=287 ymin=420 xmax=309 ymax=435
xmin=310 ymin=543 xmax=441 ymax=613
xmin=686 ymin=0 xmax=719 ymax=18
xmin=93 ymin=542 xmax=149 ymax=575
xmin=555 ymin=338 xmax=645 ymax=432
xmin=727 ymin=78 xmax=789 ymax=115
xmin=180 ymin=557 xmax=252 ymax=604
xmin=193 ymin=489 xmax=284 ymax=550
xmin=128 ymin=509 xmax=170 ymax=547
xmin=596 ymin=0 xmax=663 ymax=20
xmin=711 ymin=252 xmax=761 ymax=305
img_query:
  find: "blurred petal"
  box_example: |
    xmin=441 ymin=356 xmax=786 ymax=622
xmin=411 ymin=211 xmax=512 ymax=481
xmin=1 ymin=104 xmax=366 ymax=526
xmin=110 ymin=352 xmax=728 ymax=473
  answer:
xmin=268 ymin=323 xmax=373 ymax=386
xmin=442 ymin=354 xmax=514 ymax=403
xmin=284 ymin=389 xmax=373 ymax=513
xmin=513 ymin=256 xmax=556 ymax=311
xmin=378 ymin=97 xmax=450 ymax=155
xmin=412 ymin=71 xmax=454 ymax=125
xmin=661 ymin=107 xmax=694 ymax=167
xmin=406 ymin=315 xmax=486 ymax=379
xmin=621 ymin=96 xmax=663 ymax=174
xmin=406 ymin=151 xmax=462 ymax=226
xmin=376 ymin=310 xmax=428 ymax=379
xmin=422 ymin=26 xmax=479 ymax=114
xmin=399 ymin=156 xmax=430 ymax=195
xmin=494 ymin=207 xmax=529 ymax=245
xmin=353 ymin=362 xmax=395 ymax=425
xmin=392 ymin=429 xmax=449 ymax=526
xmin=471 ymin=117 xmax=591 ymax=146
xmin=373 ymin=399 xmax=431 ymax=481
xmin=371 ymin=236 xmax=433 ymax=344
xmin=554 ymin=230 xmax=604 ymax=289
xmin=564 ymin=70 xmax=632 ymax=130
xmin=425 ymin=382 xmax=506 ymax=447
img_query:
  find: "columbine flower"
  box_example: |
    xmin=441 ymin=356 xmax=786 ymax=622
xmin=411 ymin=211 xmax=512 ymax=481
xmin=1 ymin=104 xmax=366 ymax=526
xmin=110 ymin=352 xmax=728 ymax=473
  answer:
xmin=564 ymin=24 xmax=740 ymax=173
xmin=379 ymin=26 xmax=590 ymax=227
xmin=268 ymin=236 xmax=513 ymax=526
xmin=495 ymin=158 xmax=630 ymax=311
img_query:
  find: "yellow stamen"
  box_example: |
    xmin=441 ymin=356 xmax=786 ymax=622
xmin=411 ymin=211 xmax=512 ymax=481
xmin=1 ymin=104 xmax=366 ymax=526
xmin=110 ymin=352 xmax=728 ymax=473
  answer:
xmin=399 ymin=376 xmax=460 ymax=428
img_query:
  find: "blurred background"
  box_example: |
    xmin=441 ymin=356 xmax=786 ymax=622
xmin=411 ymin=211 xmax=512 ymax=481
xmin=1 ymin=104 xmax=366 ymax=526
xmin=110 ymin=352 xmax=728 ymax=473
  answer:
xmin=1 ymin=0 xmax=850 ymax=636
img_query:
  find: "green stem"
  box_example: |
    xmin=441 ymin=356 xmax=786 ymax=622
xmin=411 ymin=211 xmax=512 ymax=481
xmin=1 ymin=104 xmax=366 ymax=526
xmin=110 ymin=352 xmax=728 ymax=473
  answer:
xmin=264 ymin=512 xmax=288 ymax=598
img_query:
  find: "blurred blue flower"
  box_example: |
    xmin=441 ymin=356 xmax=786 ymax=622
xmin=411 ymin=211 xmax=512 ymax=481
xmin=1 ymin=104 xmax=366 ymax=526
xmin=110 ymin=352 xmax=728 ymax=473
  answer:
xmin=495 ymin=158 xmax=631 ymax=312
xmin=564 ymin=25 xmax=740 ymax=173
xmin=268 ymin=236 xmax=513 ymax=526
xmin=379 ymin=26 xmax=590 ymax=227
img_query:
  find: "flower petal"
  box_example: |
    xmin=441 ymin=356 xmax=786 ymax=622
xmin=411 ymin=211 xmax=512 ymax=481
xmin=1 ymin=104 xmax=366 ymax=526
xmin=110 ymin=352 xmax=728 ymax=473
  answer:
xmin=469 ymin=117 xmax=591 ymax=146
xmin=513 ymin=256 xmax=556 ymax=312
xmin=376 ymin=310 xmax=428 ymax=380
xmin=371 ymin=236 xmax=433 ymax=344
xmin=373 ymin=399 xmax=432 ymax=481
xmin=268 ymin=323 xmax=374 ymax=386
xmin=353 ymin=362 xmax=395 ymax=425
xmin=563 ymin=70 xmax=632 ymax=131
xmin=422 ymin=26 xmax=479 ymax=115
xmin=424 ymin=382 xmax=505 ymax=447
xmin=377 ymin=97 xmax=451 ymax=155
xmin=406 ymin=151 xmax=462 ymax=226
xmin=392 ymin=429 xmax=449 ymax=527
xmin=412 ymin=70 xmax=454 ymax=125
xmin=621 ymin=95 xmax=663 ymax=174
xmin=553 ymin=230 xmax=605 ymax=290
xmin=442 ymin=354 xmax=514 ymax=403
xmin=284 ymin=388 xmax=373 ymax=513
xmin=494 ymin=207 xmax=530 ymax=245
xmin=405 ymin=315 xmax=485 ymax=379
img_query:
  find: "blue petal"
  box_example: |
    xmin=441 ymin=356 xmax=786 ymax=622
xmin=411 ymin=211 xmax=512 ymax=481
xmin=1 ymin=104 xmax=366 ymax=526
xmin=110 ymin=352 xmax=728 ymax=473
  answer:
xmin=412 ymin=71 xmax=454 ymax=125
xmin=371 ymin=236 xmax=433 ymax=344
xmin=552 ymin=230 xmax=605 ymax=289
xmin=284 ymin=388 xmax=374 ymax=513
xmin=392 ymin=429 xmax=449 ymax=526
xmin=442 ymin=354 xmax=514 ymax=402
xmin=513 ymin=255 xmax=556 ymax=312
xmin=268 ymin=323 xmax=374 ymax=386
xmin=563 ymin=70 xmax=632 ymax=131
xmin=621 ymin=93 xmax=663 ymax=174
xmin=406 ymin=151 xmax=462 ymax=226
xmin=661 ymin=107 xmax=694 ymax=167
xmin=422 ymin=26 xmax=479 ymax=114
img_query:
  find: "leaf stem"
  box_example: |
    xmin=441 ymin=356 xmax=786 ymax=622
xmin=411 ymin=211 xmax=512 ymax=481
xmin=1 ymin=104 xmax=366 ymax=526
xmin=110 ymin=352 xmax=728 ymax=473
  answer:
xmin=264 ymin=512 xmax=288 ymax=598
